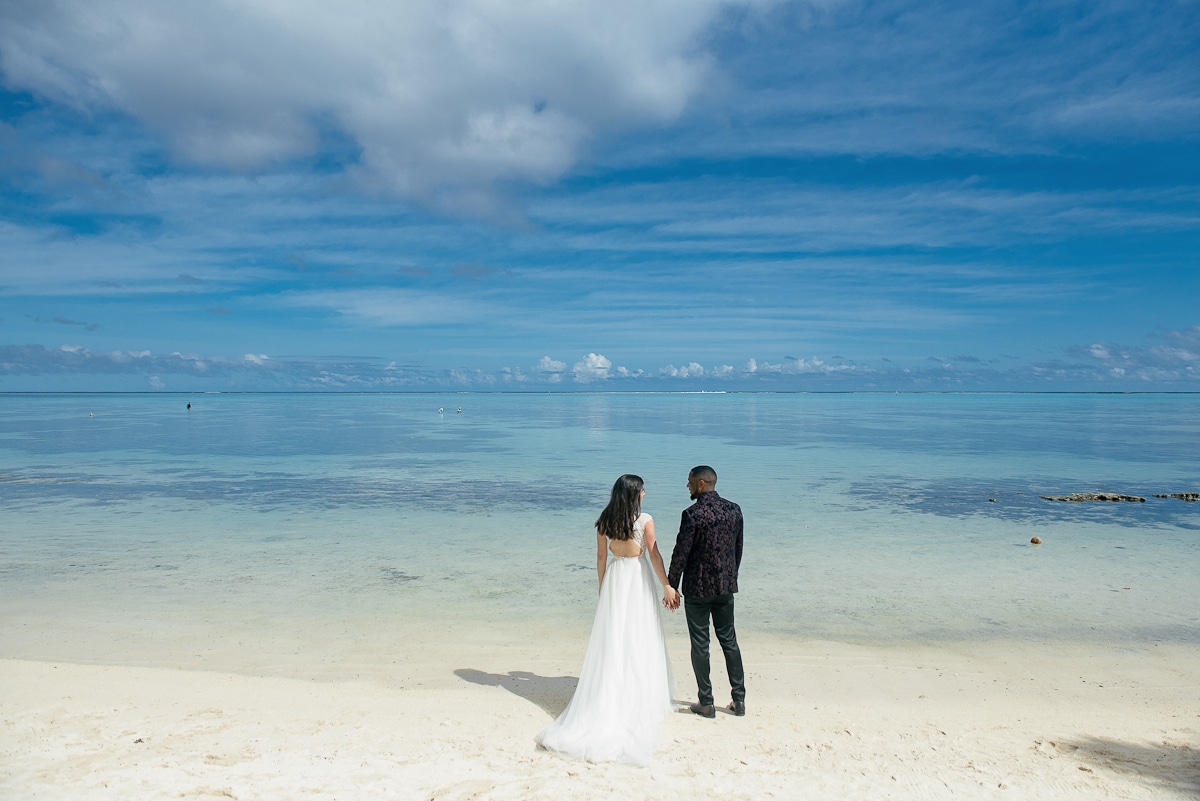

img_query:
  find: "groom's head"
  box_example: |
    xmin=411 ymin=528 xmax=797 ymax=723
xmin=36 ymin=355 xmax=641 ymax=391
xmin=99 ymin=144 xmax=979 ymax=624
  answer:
xmin=688 ymin=465 xmax=717 ymax=499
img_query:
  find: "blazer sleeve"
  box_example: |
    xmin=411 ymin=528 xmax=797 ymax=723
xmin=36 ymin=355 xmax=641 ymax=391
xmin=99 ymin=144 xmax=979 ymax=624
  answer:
xmin=667 ymin=508 xmax=694 ymax=591
xmin=734 ymin=507 xmax=744 ymax=572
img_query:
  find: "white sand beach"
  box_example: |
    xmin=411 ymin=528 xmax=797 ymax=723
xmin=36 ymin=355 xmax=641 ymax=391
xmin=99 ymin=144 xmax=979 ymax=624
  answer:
xmin=4 ymin=632 xmax=1198 ymax=800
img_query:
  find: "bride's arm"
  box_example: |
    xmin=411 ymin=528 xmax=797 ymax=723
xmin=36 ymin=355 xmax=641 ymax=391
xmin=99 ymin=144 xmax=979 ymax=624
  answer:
xmin=596 ymin=530 xmax=608 ymax=591
xmin=643 ymin=520 xmax=679 ymax=608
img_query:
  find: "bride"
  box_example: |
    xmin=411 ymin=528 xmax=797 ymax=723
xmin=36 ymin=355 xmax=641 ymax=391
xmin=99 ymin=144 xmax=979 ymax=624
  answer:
xmin=536 ymin=474 xmax=679 ymax=764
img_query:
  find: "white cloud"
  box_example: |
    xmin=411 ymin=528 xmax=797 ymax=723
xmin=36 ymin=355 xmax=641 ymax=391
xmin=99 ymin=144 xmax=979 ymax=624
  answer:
xmin=535 ymin=356 xmax=566 ymax=383
xmin=1067 ymin=326 xmax=1200 ymax=383
xmin=0 ymin=0 xmax=759 ymax=216
xmin=659 ymin=361 xmax=739 ymax=378
xmin=500 ymin=367 xmax=530 ymax=383
xmin=741 ymin=356 xmax=870 ymax=377
xmin=536 ymin=356 xmax=567 ymax=373
xmin=572 ymin=352 xmax=612 ymax=382
xmin=781 ymin=357 xmax=827 ymax=374
xmin=449 ymin=368 xmax=497 ymax=386
xmin=281 ymin=288 xmax=494 ymax=326
xmin=170 ymin=352 xmax=209 ymax=372
xmin=660 ymin=361 xmax=706 ymax=378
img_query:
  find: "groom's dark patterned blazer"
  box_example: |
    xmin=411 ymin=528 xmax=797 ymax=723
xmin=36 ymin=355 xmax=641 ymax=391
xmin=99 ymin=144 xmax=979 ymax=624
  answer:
xmin=667 ymin=490 xmax=743 ymax=600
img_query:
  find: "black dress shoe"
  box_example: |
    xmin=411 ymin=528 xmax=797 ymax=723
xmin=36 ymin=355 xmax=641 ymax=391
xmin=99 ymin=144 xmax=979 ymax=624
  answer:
xmin=726 ymin=701 xmax=746 ymax=716
xmin=689 ymin=702 xmax=716 ymax=718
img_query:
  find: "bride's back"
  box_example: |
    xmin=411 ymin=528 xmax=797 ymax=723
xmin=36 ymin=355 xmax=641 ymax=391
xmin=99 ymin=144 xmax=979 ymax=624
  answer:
xmin=608 ymin=512 xmax=648 ymax=558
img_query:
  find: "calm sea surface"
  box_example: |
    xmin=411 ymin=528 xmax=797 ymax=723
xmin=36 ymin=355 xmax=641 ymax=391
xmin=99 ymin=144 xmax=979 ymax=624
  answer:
xmin=2 ymin=392 xmax=1198 ymax=674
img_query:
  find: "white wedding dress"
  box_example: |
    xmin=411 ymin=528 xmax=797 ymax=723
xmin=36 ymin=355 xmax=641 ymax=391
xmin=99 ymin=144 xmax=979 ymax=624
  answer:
xmin=536 ymin=513 xmax=676 ymax=765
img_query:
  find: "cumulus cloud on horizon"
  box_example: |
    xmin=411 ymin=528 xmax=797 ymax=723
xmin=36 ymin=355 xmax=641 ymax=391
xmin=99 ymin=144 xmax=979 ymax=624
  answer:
xmin=1067 ymin=325 xmax=1200 ymax=383
xmin=4 ymin=327 xmax=1200 ymax=391
xmin=572 ymin=352 xmax=613 ymax=382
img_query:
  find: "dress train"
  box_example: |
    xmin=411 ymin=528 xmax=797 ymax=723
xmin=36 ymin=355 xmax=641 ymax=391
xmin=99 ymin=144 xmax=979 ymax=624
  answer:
xmin=536 ymin=550 xmax=675 ymax=764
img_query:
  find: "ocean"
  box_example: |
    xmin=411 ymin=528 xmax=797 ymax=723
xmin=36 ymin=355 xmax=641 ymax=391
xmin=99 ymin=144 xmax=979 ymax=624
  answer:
xmin=1 ymin=392 xmax=1197 ymax=679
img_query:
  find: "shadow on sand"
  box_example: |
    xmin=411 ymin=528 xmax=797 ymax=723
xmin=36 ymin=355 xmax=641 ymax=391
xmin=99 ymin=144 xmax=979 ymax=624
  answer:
xmin=454 ymin=669 xmax=577 ymax=718
xmin=1063 ymin=737 xmax=1200 ymax=799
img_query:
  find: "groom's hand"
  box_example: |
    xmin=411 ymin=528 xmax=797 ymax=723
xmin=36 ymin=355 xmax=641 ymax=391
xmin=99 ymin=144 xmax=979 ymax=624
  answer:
xmin=663 ymin=587 xmax=680 ymax=611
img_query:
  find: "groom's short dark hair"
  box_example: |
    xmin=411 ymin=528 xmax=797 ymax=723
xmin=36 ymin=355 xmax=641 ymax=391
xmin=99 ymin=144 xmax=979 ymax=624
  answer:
xmin=690 ymin=465 xmax=717 ymax=485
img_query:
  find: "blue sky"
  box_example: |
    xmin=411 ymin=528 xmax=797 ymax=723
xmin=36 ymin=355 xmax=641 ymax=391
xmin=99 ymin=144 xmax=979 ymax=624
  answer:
xmin=1 ymin=0 xmax=1198 ymax=392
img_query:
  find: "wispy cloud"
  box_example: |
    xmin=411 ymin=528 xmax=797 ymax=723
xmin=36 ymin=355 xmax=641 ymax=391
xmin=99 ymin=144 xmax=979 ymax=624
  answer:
xmin=535 ymin=180 xmax=1200 ymax=255
xmin=689 ymin=0 xmax=1200 ymax=158
xmin=52 ymin=315 xmax=99 ymax=332
xmin=279 ymin=288 xmax=499 ymax=327
xmin=451 ymin=263 xmax=493 ymax=282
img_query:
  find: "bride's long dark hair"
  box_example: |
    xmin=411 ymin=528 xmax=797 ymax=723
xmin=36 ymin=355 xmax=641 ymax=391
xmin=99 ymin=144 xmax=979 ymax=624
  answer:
xmin=595 ymin=474 xmax=643 ymax=541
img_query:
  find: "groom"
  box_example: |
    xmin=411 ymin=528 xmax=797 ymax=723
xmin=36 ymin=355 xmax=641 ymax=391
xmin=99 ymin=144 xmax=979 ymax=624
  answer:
xmin=666 ymin=465 xmax=746 ymax=718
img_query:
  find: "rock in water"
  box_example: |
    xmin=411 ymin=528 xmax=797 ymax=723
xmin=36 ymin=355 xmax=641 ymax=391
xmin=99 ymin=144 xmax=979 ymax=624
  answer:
xmin=1152 ymin=492 xmax=1200 ymax=502
xmin=1039 ymin=493 xmax=1146 ymax=503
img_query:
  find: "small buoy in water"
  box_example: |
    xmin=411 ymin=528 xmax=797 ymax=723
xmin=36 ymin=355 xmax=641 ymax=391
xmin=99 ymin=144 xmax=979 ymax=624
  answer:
xmin=1030 ymin=536 xmax=1042 ymax=545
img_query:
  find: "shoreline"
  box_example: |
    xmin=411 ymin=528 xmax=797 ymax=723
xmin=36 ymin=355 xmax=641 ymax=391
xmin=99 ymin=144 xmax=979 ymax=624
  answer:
xmin=4 ymin=634 xmax=1198 ymax=800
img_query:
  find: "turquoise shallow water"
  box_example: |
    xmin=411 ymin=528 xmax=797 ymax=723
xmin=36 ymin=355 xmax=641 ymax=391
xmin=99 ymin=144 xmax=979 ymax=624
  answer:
xmin=1 ymin=392 xmax=1198 ymax=673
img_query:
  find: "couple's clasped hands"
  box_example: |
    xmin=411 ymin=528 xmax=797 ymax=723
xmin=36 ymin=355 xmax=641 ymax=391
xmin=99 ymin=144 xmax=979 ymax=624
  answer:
xmin=662 ymin=587 xmax=681 ymax=611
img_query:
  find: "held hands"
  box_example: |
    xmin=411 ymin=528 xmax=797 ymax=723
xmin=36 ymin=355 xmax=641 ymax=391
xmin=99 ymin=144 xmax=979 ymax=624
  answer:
xmin=662 ymin=586 xmax=681 ymax=611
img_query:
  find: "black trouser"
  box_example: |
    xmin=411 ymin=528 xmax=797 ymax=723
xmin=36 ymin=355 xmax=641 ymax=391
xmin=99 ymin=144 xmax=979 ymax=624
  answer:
xmin=684 ymin=593 xmax=745 ymax=706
